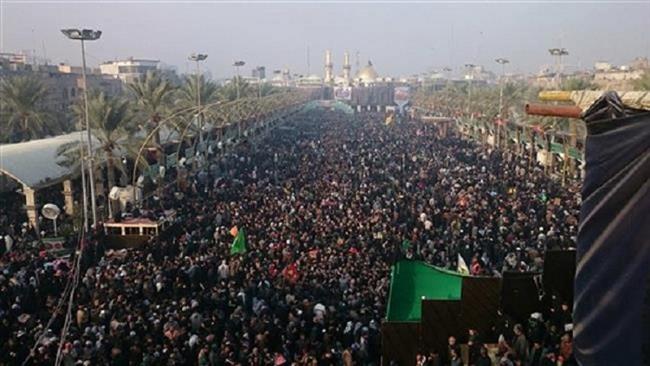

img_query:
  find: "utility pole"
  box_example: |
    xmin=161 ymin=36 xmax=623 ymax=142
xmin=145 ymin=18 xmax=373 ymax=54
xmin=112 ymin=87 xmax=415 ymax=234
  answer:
xmin=61 ymin=28 xmax=102 ymax=230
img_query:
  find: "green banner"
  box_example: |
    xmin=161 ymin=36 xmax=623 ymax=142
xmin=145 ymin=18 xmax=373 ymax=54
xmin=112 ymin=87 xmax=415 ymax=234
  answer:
xmin=569 ymin=147 xmax=583 ymax=161
xmin=550 ymin=142 xmax=564 ymax=154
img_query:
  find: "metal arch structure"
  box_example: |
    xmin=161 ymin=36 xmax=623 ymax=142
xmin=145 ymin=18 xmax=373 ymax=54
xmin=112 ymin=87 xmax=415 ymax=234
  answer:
xmin=130 ymin=91 xmax=311 ymax=201
xmin=129 ymin=102 xmax=216 ymax=191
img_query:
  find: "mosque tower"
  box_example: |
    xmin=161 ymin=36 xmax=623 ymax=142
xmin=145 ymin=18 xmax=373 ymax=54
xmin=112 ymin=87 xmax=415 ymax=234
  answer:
xmin=343 ymin=51 xmax=351 ymax=82
xmin=324 ymin=50 xmax=334 ymax=84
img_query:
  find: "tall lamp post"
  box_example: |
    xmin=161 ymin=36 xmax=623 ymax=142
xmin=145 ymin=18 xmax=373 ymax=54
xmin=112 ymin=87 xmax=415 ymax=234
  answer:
xmin=61 ymin=28 xmax=101 ymax=230
xmin=548 ymin=48 xmax=569 ymax=88
xmin=549 ymin=47 xmax=575 ymax=174
xmin=495 ymin=58 xmax=510 ymax=148
xmin=464 ymin=63 xmax=476 ymax=121
xmin=495 ymin=58 xmax=509 ymax=117
xmin=233 ymin=60 xmax=245 ymax=137
xmin=188 ymin=53 xmax=208 ymax=143
xmin=233 ymin=60 xmax=245 ymax=100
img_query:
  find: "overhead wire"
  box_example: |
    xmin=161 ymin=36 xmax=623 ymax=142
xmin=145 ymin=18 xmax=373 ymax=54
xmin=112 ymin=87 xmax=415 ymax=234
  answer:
xmin=21 ymin=228 xmax=84 ymax=366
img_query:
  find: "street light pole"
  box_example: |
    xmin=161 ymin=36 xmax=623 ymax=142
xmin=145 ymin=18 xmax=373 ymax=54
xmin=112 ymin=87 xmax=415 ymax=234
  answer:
xmin=233 ymin=60 xmax=245 ymax=138
xmin=233 ymin=60 xmax=245 ymax=100
xmin=188 ymin=53 xmax=208 ymax=143
xmin=495 ymin=58 xmax=509 ymax=149
xmin=495 ymin=58 xmax=509 ymax=117
xmin=464 ymin=63 xmax=476 ymax=121
xmin=548 ymin=48 xmax=569 ymax=88
xmin=62 ymin=28 xmax=101 ymax=230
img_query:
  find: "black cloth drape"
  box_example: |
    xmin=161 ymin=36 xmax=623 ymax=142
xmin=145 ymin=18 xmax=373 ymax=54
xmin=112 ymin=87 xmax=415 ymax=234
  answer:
xmin=574 ymin=92 xmax=650 ymax=366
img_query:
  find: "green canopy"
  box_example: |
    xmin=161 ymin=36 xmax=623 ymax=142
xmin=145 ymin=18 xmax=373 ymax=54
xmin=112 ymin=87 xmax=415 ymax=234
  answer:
xmin=386 ymin=260 xmax=463 ymax=322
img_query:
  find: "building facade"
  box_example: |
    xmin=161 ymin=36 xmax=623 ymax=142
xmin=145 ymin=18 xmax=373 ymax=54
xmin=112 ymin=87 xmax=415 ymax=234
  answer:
xmin=100 ymin=58 xmax=159 ymax=83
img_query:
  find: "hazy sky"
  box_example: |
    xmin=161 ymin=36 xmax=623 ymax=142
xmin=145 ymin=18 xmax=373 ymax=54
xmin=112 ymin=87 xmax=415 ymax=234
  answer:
xmin=1 ymin=1 xmax=649 ymax=79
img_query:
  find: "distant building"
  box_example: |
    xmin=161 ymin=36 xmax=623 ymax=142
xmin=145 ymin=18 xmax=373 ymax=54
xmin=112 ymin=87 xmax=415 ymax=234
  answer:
xmin=252 ymin=66 xmax=266 ymax=80
xmin=0 ymin=52 xmax=34 ymax=72
xmin=270 ymin=69 xmax=292 ymax=87
xmin=295 ymin=74 xmax=323 ymax=88
xmin=56 ymin=63 xmax=97 ymax=75
xmin=351 ymin=60 xmax=394 ymax=86
xmin=39 ymin=73 xmax=122 ymax=122
xmin=0 ymin=52 xmax=29 ymax=65
xmin=241 ymin=76 xmax=263 ymax=85
xmin=593 ymin=57 xmax=648 ymax=90
xmin=594 ymin=61 xmax=613 ymax=72
xmin=1 ymin=60 xmax=122 ymax=129
xmin=463 ymin=65 xmax=496 ymax=83
xmin=629 ymin=57 xmax=649 ymax=71
xmin=100 ymin=58 xmax=159 ymax=83
xmin=355 ymin=61 xmax=380 ymax=85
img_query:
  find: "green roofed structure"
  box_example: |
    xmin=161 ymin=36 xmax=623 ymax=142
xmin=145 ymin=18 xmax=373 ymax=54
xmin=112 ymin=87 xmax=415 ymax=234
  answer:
xmin=386 ymin=260 xmax=463 ymax=322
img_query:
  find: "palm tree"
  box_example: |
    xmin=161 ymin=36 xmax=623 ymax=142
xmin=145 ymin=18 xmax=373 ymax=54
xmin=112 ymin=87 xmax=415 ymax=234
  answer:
xmin=258 ymin=83 xmax=280 ymax=98
xmin=174 ymin=74 xmax=220 ymax=130
xmin=58 ymin=93 xmax=133 ymax=192
xmin=560 ymin=77 xmax=599 ymax=91
xmin=218 ymin=76 xmax=253 ymax=101
xmin=0 ymin=75 xmax=51 ymax=142
xmin=170 ymin=75 xmax=224 ymax=155
xmin=127 ymin=71 xmax=175 ymax=148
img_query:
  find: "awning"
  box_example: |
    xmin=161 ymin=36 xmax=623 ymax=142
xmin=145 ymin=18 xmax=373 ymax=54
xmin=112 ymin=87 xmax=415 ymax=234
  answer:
xmin=0 ymin=132 xmax=89 ymax=189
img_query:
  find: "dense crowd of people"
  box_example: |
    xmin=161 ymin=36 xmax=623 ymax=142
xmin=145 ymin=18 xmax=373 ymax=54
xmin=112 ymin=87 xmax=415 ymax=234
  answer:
xmin=1 ymin=109 xmax=580 ymax=365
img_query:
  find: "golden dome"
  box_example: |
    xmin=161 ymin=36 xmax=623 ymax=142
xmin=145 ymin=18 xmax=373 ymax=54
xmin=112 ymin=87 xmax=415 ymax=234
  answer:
xmin=356 ymin=61 xmax=379 ymax=83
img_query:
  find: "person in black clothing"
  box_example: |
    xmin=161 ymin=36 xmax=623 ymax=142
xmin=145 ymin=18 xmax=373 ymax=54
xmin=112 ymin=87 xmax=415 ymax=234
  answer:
xmin=474 ymin=345 xmax=492 ymax=366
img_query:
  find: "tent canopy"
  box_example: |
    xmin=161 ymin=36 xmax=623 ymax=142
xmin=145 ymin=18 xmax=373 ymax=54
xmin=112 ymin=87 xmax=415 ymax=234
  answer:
xmin=386 ymin=260 xmax=463 ymax=322
xmin=0 ymin=132 xmax=88 ymax=189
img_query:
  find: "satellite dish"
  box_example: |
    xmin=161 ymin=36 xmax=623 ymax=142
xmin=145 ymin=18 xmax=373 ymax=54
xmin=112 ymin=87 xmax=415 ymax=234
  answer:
xmin=42 ymin=203 xmax=61 ymax=236
xmin=42 ymin=203 xmax=60 ymax=220
xmin=179 ymin=157 xmax=187 ymax=167
xmin=159 ymin=166 xmax=166 ymax=178
xmin=109 ymin=186 xmax=121 ymax=200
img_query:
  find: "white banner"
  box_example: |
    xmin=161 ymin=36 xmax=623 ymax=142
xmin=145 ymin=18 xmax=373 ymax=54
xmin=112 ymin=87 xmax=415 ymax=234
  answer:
xmin=394 ymin=86 xmax=410 ymax=108
xmin=334 ymin=86 xmax=352 ymax=101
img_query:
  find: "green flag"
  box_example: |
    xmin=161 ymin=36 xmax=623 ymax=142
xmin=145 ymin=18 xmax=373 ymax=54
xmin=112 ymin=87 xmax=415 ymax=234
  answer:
xmin=539 ymin=192 xmax=548 ymax=202
xmin=401 ymin=239 xmax=412 ymax=251
xmin=230 ymin=228 xmax=247 ymax=255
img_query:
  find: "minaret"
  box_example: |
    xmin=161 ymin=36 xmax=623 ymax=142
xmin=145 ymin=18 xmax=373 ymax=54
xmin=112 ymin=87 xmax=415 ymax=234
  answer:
xmin=324 ymin=49 xmax=333 ymax=84
xmin=343 ymin=51 xmax=351 ymax=82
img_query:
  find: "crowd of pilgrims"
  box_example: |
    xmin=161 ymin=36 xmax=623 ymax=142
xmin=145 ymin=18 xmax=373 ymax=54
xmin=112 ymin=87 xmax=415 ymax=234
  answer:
xmin=0 ymin=110 xmax=580 ymax=365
